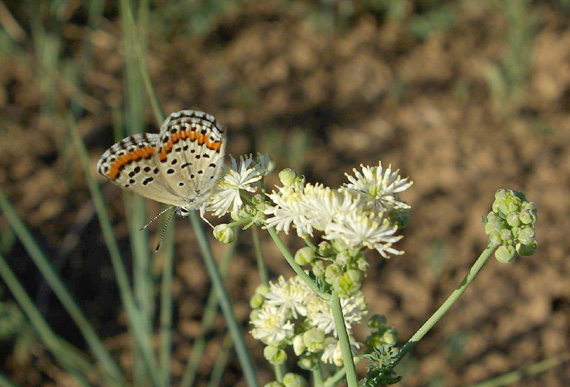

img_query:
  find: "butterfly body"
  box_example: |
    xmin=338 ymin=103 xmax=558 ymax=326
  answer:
xmin=97 ymin=110 xmax=226 ymax=213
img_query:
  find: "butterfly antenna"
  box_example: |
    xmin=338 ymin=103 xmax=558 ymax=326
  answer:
xmin=155 ymin=209 xmax=176 ymax=252
xmin=140 ymin=206 xmax=175 ymax=231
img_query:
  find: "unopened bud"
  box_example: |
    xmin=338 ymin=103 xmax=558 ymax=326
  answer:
xmin=213 ymin=224 xmax=236 ymax=243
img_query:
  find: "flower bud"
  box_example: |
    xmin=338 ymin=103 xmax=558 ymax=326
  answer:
xmin=303 ymin=328 xmax=325 ymax=353
xmin=335 ymin=251 xmax=350 ymax=266
xmin=213 ymin=224 xmax=236 ymax=243
xmin=283 ymin=373 xmax=308 ymax=387
xmin=294 ymin=247 xmax=315 ymax=265
xmin=297 ymin=354 xmax=319 ymax=370
xmin=255 ymin=284 xmax=269 ymax=296
xmin=324 ymin=264 xmax=341 ymax=284
xmin=495 ymin=244 xmax=516 ymax=263
xmin=381 ymin=327 xmax=398 ymax=346
xmin=318 ymin=241 xmax=335 ymax=257
xmin=264 ymin=345 xmax=287 ymax=364
xmin=250 ymin=293 xmax=265 ymax=309
xmin=506 ymin=213 xmax=521 ymax=227
xmin=516 ymin=241 xmax=537 ymax=256
xmin=356 ymin=256 xmax=369 ymax=272
xmin=312 ymin=261 xmax=325 ymax=277
xmin=279 ymin=168 xmax=298 ymax=187
xmin=517 ymin=226 xmax=535 ymax=245
xmin=293 ymin=334 xmax=306 ymax=356
xmin=499 ymin=228 xmax=512 ymax=241
xmin=264 ymin=382 xmax=284 ymax=387
xmin=333 ymin=270 xmax=362 ymax=295
xmin=519 ymin=209 xmax=536 ymax=225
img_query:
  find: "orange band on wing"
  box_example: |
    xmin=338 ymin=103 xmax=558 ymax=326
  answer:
xmin=158 ymin=130 xmax=222 ymax=162
xmin=107 ymin=146 xmax=156 ymax=180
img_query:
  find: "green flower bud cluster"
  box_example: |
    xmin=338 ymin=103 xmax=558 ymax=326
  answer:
xmin=264 ymin=373 xmax=308 ymax=387
xmin=484 ymin=189 xmax=537 ymax=263
xmin=300 ymin=241 xmax=368 ymax=296
xmin=365 ymin=315 xmax=398 ymax=350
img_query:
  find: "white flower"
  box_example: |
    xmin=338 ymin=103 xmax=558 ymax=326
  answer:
xmin=299 ymin=184 xmax=359 ymax=232
xmin=250 ymin=306 xmax=295 ymax=345
xmin=320 ymin=337 xmax=361 ymax=366
xmin=208 ymin=155 xmax=262 ymax=217
xmin=306 ymin=291 xmax=367 ymax=336
xmin=264 ymin=276 xmax=312 ymax=318
xmin=264 ymin=184 xmax=313 ymax=236
xmin=344 ymin=162 xmax=413 ymax=212
xmin=325 ymin=211 xmax=403 ymax=258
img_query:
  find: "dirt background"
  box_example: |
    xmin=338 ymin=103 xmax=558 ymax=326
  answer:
xmin=0 ymin=0 xmax=569 ymax=386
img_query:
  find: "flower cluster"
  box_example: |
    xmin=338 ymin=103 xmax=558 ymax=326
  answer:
xmin=264 ymin=163 xmax=412 ymax=258
xmin=483 ymin=189 xmax=537 ymax=263
xmin=249 ymin=276 xmax=367 ymax=368
xmin=265 ymin=163 xmax=412 ymax=295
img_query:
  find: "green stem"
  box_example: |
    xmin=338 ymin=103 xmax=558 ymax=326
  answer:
xmin=303 ymin=237 xmax=318 ymax=251
xmin=468 ymin=351 xmax=570 ymax=387
xmin=207 ymin=334 xmax=233 ymax=387
xmin=158 ymin=217 xmax=175 ymax=387
xmin=274 ymin=363 xmax=285 ymax=383
xmin=189 ymin=213 xmax=259 ymax=387
xmin=323 ymin=368 xmax=346 ymax=387
xmin=395 ymin=242 xmax=499 ymax=365
xmin=312 ymin=364 xmax=324 ymax=387
xmin=180 ymin=238 xmax=237 ymax=387
xmin=331 ymin=291 xmax=358 ymax=387
xmin=252 ymin=226 xmax=268 ymax=286
xmin=266 ymin=228 xmax=330 ymax=301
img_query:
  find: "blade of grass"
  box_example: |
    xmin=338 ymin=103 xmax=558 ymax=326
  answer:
xmin=0 ymin=251 xmax=97 ymax=386
xmin=190 ymin=213 xmax=259 ymax=387
xmin=67 ymin=115 xmax=160 ymax=385
xmin=158 ymin=216 xmax=176 ymax=386
xmin=207 ymin=333 xmax=232 ymax=387
xmin=180 ymin=236 xmax=237 ymax=387
xmin=119 ymin=1 xmax=154 ymax=364
xmin=0 ymin=190 xmax=124 ymax=386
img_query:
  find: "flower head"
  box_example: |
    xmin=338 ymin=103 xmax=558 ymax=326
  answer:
xmin=250 ymin=306 xmax=295 ymax=345
xmin=344 ymin=162 xmax=412 ymax=213
xmin=208 ymin=154 xmax=262 ymax=217
xmin=324 ymin=211 xmax=403 ymax=258
xmin=264 ymin=276 xmax=312 ymax=318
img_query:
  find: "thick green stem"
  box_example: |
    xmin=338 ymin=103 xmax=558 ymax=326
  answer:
xmin=267 ymin=228 xmax=330 ymax=301
xmin=395 ymin=242 xmax=499 ymax=365
xmin=189 ymin=213 xmax=259 ymax=387
xmin=330 ymin=291 xmax=358 ymax=387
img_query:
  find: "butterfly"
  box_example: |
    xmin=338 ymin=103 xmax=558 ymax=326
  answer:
xmin=97 ymin=110 xmax=226 ymax=233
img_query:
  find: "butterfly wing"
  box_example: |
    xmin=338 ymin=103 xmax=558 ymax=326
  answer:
xmin=97 ymin=133 xmax=188 ymax=207
xmin=156 ymin=110 xmax=226 ymax=209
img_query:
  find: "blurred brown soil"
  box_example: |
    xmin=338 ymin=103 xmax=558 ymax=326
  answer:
xmin=0 ymin=1 xmax=569 ymax=386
